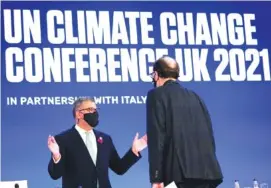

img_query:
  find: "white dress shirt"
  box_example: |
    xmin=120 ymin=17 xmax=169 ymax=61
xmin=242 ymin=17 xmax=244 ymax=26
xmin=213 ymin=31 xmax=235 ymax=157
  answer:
xmin=53 ymin=125 xmax=98 ymax=164
xmin=75 ymin=124 xmax=97 ymax=164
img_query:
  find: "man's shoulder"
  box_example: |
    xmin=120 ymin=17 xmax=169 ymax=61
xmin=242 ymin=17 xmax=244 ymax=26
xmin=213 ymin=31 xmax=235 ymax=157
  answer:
xmin=147 ymin=82 xmax=184 ymax=98
xmin=187 ymin=89 xmax=202 ymax=100
xmin=147 ymin=87 xmax=164 ymax=98
xmin=94 ymin=129 xmax=112 ymax=141
xmin=148 ymin=84 xmax=202 ymax=101
xmin=54 ymin=127 xmax=75 ymax=139
xmin=94 ymin=129 xmax=110 ymax=137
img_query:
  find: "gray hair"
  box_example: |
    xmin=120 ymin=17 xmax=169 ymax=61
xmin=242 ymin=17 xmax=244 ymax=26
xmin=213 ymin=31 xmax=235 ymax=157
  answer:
xmin=72 ymin=97 xmax=95 ymax=118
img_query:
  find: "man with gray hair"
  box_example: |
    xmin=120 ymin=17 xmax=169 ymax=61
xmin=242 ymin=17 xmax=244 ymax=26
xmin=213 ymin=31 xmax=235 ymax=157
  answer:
xmin=47 ymin=97 xmax=147 ymax=188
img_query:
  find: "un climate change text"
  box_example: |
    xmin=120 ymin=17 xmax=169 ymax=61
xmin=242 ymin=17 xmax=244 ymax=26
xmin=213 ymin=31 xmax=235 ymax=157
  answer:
xmin=3 ymin=10 xmax=271 ymax=83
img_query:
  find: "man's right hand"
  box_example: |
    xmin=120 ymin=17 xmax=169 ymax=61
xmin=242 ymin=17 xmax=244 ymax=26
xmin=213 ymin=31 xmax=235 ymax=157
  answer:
xmin=48 ymin=135 xmax=61 ymax=161
xmin=152 ymin=183 xmax=164 ymax=188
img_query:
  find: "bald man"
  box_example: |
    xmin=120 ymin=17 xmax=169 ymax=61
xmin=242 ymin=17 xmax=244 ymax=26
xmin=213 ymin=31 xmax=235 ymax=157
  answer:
xmin=146 ymin=56 xmax=223 ymax=188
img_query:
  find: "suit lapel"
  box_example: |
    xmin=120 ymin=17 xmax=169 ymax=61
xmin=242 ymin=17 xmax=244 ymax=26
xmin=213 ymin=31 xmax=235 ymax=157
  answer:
xmin=93 ymin=129 xmax=103 ymax=167
xmin=71 ymin=127 xmax=96 ymax=168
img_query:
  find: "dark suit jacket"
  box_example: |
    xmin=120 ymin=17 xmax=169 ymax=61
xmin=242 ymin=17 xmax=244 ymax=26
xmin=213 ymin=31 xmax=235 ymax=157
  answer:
xmin=146 ymin=80 xmax=223 ymax=186
xmin=48 ymin=126 xmax=141 ymax=188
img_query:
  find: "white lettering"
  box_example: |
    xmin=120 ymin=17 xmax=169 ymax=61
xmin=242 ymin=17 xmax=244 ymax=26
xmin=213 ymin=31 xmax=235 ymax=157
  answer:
xmin=77 ymin=11 xmax=87 ymax=44
xmin=229 ymin=49 xmax=246 ymax=81
xmin=228 ymin=13 xmax=245 ymax=45
xmin=4 ymin=9 xmax=41 ymax=44
xmin=125 ymin=12 xmax=139 ymax=44
xmin=5 ymin=47 xmax=24 ymax=82
xmin=43 ymin=48 xmax=62 ymax=82
xmin=210 ymin=13 xmax=228 ymax=45
xmin=120 ymin=49 xmax=139 ymax=82
xmin=107 ymin=49 xmax=122 ymax=82
xmin=47 ymin=10 xmax=65 ymax=44
xmin=86 ymin=11 xmax=111 ymax=44
xmin=214 ymin=48 xmax=270 ymax=81
xmin=112 ymin=12 xmax=129 ymax=44
xmin=89 ymin=48 xmax=107 ymax=82
xmin=75 ymin=48 xmax=90 ymax=82
xmin=7 ymin=97 xmax=17 ymax=105
xmin=4 ymin=9 xmax=22 ymax=43
xmin=177 ymin=13 xmax=195 ymax=45
xmin=140 ymin=12 xmax=154 ymax=44
xmin=160 ymin=12 xmax=177 ymax=45
xmin=160 ymin=12 xmax=255 ymax=46
xmin=244 ymin=14 xmax=257 ymax=45
xmin=196 ymin=13 xmax=212 ymax=45
xmin=62 ymin=48 xmax=75 ymax=82
xmin=65 ymin=11 xmax=78 ymax=44
xmin=24 ymin=47 xmax=43 ymax=82
xmin=175 ymin=48 xmax=210 ymax=81
xmin=192 ymin=49 xmax=210 ymax=81
xmin=138 ymin=48 xmax=155 ymax=82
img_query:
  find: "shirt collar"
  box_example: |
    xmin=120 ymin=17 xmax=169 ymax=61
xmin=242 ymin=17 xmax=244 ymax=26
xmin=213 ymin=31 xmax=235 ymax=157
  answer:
xmin=163 ymin=79 xmax=178 ymax=86
xmin=75 ymin=124 xmax=94 ymax=134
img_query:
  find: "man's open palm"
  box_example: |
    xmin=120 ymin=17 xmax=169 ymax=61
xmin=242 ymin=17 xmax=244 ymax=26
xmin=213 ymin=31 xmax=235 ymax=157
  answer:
xmin=132 ymin=133 xmax=148 ymax=152
xmin=48 ymin=135 xmax=59 ymax=155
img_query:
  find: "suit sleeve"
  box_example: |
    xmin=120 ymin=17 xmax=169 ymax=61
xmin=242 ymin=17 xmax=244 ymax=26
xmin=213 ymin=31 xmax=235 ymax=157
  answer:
xmin=109 ymin=136 xmax=141 ymax=175
xmin=48 ymin=135 xmax=65 ymax=180
xmin=195 ymin=92 xmax=216 ymax=152
xmin=146 ymin=90 xmax=166 ymax=183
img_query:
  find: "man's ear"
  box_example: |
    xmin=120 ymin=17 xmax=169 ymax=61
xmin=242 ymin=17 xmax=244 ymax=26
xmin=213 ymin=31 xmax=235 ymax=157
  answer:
xmin=154 ymin=71 xmax=159 ymax=81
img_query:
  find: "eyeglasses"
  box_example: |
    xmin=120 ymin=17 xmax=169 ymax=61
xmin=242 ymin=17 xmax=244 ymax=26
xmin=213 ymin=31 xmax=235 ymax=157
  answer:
xmin=78 ymin=107 xmax=99 ymax=113
xmin=150 ymin=72 xmax=155 ymax=79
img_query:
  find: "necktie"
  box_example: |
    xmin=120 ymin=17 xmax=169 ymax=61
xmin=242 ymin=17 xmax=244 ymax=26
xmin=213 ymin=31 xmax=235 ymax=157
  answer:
xmin=85 ymin=132 xmax=99 ymax=188
xmin=85 ymin=132 xmax=97 ymax=165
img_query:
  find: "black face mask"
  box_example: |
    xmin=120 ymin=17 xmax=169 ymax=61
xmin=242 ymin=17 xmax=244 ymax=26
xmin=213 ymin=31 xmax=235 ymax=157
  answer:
xmin=83 ymin=112 xmax=99 ymax=127
xmin=152 ymin=78 xmax=157 ymax=88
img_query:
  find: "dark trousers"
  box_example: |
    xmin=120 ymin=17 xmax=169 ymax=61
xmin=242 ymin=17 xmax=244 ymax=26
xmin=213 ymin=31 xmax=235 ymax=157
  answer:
xmin=176 ymin=179 xmax=222 ymax=188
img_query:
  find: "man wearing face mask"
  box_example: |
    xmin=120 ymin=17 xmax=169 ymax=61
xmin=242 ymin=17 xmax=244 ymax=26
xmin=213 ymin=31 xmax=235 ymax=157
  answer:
xmin=146 ymin=56 xmax=223 ymax=188
xmin=48 ymin=97 xmax=147 ymax=188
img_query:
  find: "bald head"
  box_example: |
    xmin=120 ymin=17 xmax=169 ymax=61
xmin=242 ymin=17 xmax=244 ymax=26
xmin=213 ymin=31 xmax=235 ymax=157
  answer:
xmin=153 ymin=56 xmax=180 ymax=79
xmin=162 ymin=56 xmax=178 ymax=68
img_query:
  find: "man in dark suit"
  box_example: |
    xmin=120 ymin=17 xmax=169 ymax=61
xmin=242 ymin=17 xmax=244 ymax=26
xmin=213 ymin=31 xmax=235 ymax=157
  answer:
xmin=48 ymin=97 xmax=147 ymax=188
xmin=146 ymin=56 xmax=223 ymax=188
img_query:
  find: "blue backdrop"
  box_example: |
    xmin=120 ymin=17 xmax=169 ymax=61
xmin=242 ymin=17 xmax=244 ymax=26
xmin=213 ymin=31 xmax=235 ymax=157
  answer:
xmin=1 ymin=1 xmax=271 ymax=188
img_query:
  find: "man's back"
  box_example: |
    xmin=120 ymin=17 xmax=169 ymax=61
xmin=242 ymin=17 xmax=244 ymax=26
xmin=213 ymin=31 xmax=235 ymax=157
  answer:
xmin=147 ymin=80 xmax=223 ymax=185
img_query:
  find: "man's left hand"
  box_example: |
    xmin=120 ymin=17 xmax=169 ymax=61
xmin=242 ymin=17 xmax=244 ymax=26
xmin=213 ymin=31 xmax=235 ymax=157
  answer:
xmin=152 ymin=183 xmax=164 ymax=188
xmin=132 ymin=133 xmax=147 ymax=156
